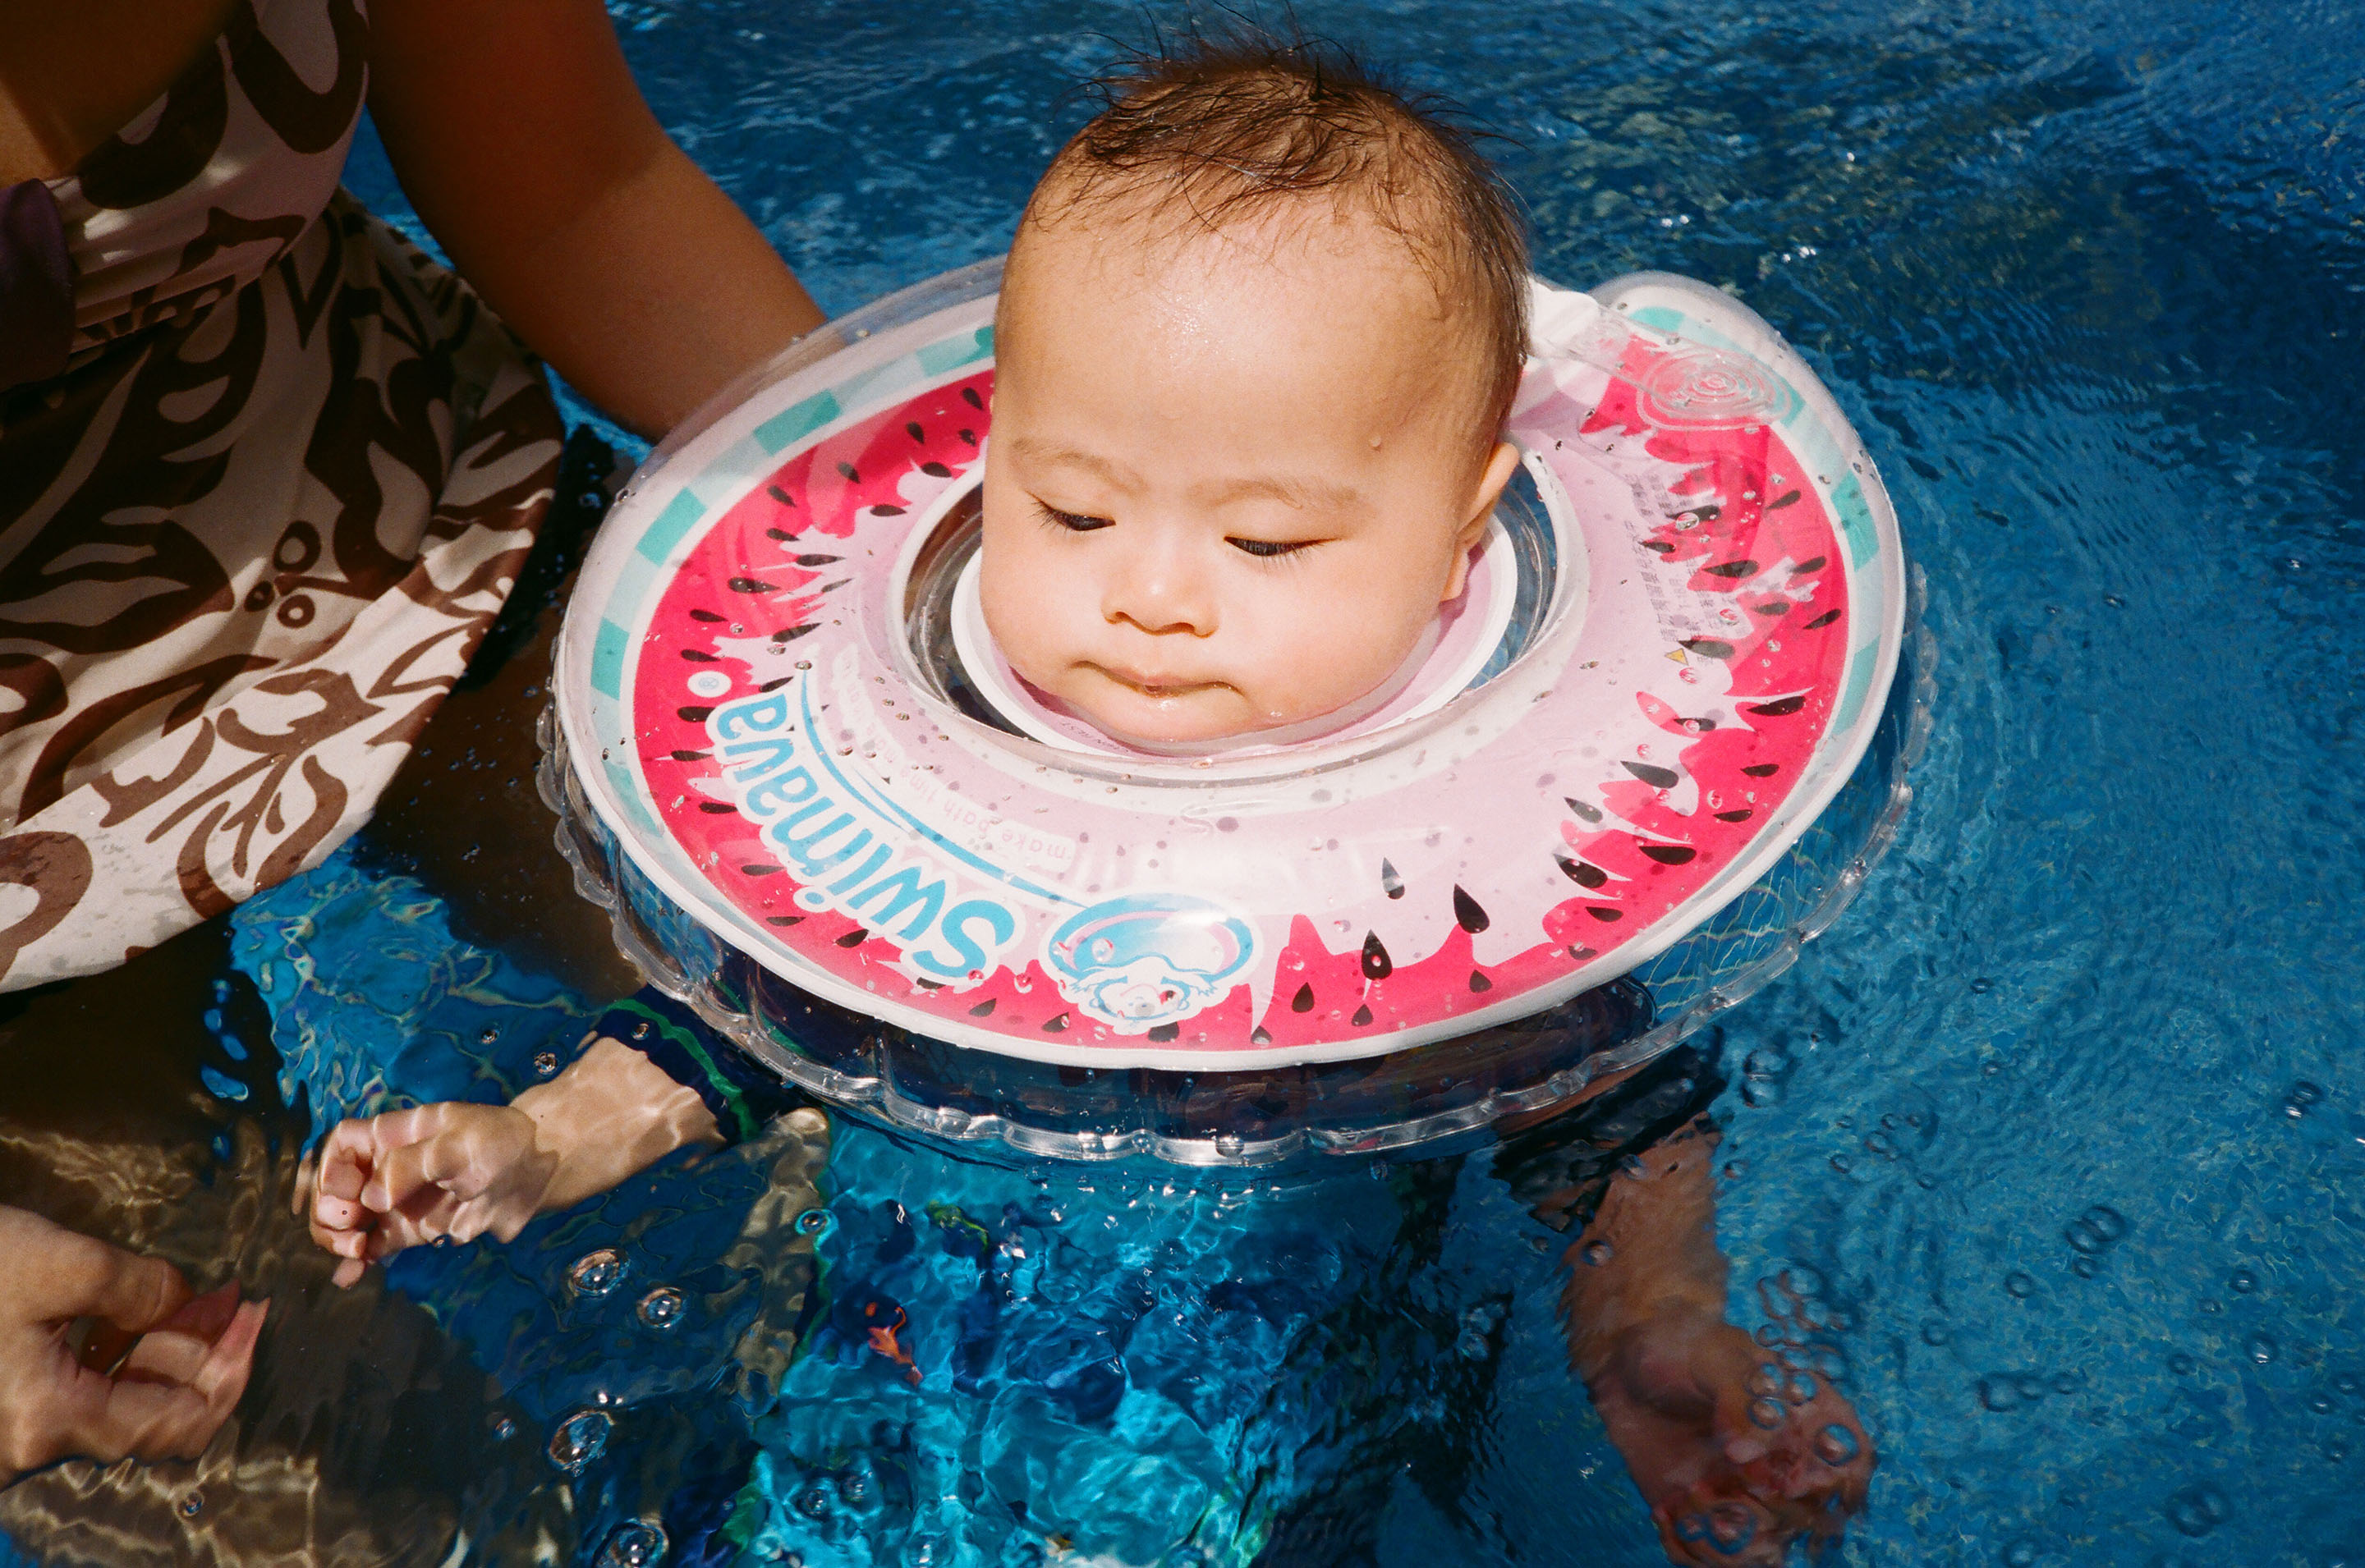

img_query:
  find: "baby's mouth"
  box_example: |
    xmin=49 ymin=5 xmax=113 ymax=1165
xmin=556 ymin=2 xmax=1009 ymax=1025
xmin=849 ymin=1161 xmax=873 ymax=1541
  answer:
xmin=1087 ymin=664 xmax=1226 ymax=700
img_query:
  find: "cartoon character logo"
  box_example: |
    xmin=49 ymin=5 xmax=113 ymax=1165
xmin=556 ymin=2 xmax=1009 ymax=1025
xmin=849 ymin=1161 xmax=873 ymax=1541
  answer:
xmin=1044 ymin=895 xmax=1258 ymax=1034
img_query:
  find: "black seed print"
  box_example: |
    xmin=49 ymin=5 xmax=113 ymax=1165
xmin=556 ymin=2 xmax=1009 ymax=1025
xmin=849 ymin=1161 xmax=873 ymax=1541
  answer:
xmin=835 ymin=928 xmax=868 ymax=948
xmin=1361 ymin=932 xmax=1394 ymax=980
xmin=1567 ymin=944 xmax=1598 ymax=960
xmin=1250 ymin=1025 xmax=1273 ymax=1046
xmin=1642 ymin=540 xmax=1677 ymax=554
xmin=968 ymin=997 xmax=996 ymax=1017
xmin=1766 ymin=490 xmax=1802 ymax=509
xmin=758 ymin=677 xmax=791 ymax=692
xmin=1468 ymin=970 xmax=1493 ymax=993
xmin=1704 ymin=560 xmax=1760 ymax=579
xmin=795 ymin=553 xmax=843 ymax=566
xmin=1380 ymin=860 xmax=1404 ymax=899
xmin=768 ymin=485 xmax=796 ymax=507
xmin=921 ymin=461 xmax=953 ymax=478
xmin=770 ymin=623 xmax=818 ymax=643
xmin=1564 ymin=796 xmax=1604 ymax=823
xmin=1557 ymin=855 xmax=1608 ymax=888
xmin=820 ymin=579 xmax=849 ymax=594
xmin=1292 ymin=983 xmax=1316 ymax=1013
xmin=1640 ymin=844 xmax=1697 ymax=865
xmin=1803 ymin=608 xmax=1841 ymax=629
xmin=871 ymin=505 xmax=905 ymax=517
xmin=677 ymin=705 xmax=714 ymax=722
xmin=957 ymin=429 xmax=976 ymax=446
xmin=1790 ymin=556 xmax=1826 ymax=574
xmin=1351 ymin=1004 xmax=1374 ymax=1027
xmin=1715 ymin=808 xmax=1753 ymax=823
xmin=699 ymin=801 xmax=733 ymax=814
xmin=914 ymin=978 xmax=943 ymax=990
xmin=1682 ymin=715 xmax=1719 ymax=732
xmin=906 ymin=421 xmax=925 ymax=441
xmin=836 ymin=461 xmax=859 ymax=482
xmin=766 ymin=915 xmax=803 ymax=926
xmin=1682 ymin=638 xmax=1735 ymax=659
xmin=689 ymin=608 xmax=725 ymax=622
xmin=1742 ymin=763 xmax=1779 ymax=777
xmin=1692 ymin=505 xmax=1723 ymax=521
xmin=742 ymin=864 xmax=779 ymax=877
xmin=728 ymin=576 xmax=778 ymax=594
xmin=1044 ymin=1012 xmax=1069 ymax=1033
xmin=1746 ymin=695 xmax=1807 ymax=718
xmin=1623 ymin=760 xmax=1680 ymax=789
xmin=670 ymin=748 xmax=709 ymax=761
xmin=1452 ymin=886 xmax=1490 ymax=933
xmin=681 ymin=649 xmax=718 ymax=662
xmin=962 ymin=386 xmax=984 ymax=409
xmin=1757 ymin=600 xmax=1790 ymax=615
xmin=1587 ymin=906 xmax=1623 ymax=922
xmin=766 ymin=527 xmax=796 ymax=542
xmin=1147 ymin=1023 xmax=1179 ymax=1043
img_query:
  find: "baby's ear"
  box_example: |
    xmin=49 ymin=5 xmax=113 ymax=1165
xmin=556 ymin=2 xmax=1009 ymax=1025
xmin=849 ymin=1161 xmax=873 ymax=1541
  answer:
xmin=1443 ymin=442 xmax=1522 ymax=601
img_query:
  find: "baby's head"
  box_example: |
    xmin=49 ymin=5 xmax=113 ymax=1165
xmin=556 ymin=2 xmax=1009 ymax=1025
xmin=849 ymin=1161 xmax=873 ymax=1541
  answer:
xmin=980 ymin=38 xmax=1530 ymax=746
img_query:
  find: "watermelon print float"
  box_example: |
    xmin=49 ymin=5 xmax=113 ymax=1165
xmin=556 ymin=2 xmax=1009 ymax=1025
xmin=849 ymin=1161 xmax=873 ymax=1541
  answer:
xmin=541 ymin=258 xmax=1932 ymax=1164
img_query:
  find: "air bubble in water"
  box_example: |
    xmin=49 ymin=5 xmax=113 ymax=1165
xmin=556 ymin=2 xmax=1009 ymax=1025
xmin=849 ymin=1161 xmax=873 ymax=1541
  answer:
xmin=796 ymin=1208 xmax=829 ymax=1235
xmin=533 ymin=1052 xmax=559 ymax=1078
xmin=1749 ymin=1397 xmax=1786 ymax=1429
xmin=2005 ymin=1272 xmax=2035 ymax=1299
xmin=2164 ymin=1484 xmax=2230 ymax=1537
xmin=569 ymin=1249 xmax=627 ymax=1297
xmin=636 ymin=1286 xmax=685 ymax=1330
xmin=2311 ymin=1392 xmax=2336 ymax=1414
xmin=1921 ymin=1320 xmax=1951 ymax=1346
xmin=479 ymin=1026 xmax=498 ymax=1045
xmin=598 ymin=1522 xmax=668 ymax=1566
xmin=2169 ymin=1353 xmax=2197 ymax=1375
xmin=2328 ymin=1435 xmax=2353 ymax=1461
xmin=1581 ymin=1240 xmax=1613 ymax=1267
xmin=2248 ymin=1333 xmax=2278 ymax=1364
xmin=793 ymin=1484 xmax=831 ymax=1518
xmin=2003 ymin=1539 xmax=2037 ymax=1567
xmin=2229 ymin=1267 xmax=2257 ymax=1295
xmin=1814 ymin=1424 xmax=1860 ymax=1464
xmin=548 ymin=1409 xmax=612 ymax=1472
xmin=488 ymin=1413 xmax=517 ymax=1440
xmin=178 ymin=1492 xmax=204 ymax=1518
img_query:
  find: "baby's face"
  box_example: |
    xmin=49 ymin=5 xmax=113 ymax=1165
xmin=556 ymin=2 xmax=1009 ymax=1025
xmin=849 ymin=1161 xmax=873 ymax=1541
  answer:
xmin=980 ymin=206 xmax=1519 ymax=746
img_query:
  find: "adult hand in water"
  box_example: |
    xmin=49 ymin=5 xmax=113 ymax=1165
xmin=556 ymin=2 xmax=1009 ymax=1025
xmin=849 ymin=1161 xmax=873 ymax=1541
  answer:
xmin=0 ymin=1206 xmax=266 ymax=1481
xmin=305 ymin=1036 xmax=721 ymax=1285
xmin=1583 ymin=1302 xmax=1872 ymax=1566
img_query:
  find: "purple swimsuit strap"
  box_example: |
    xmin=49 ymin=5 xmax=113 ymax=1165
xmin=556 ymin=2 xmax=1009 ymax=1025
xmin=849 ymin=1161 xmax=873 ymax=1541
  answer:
xmin=0 ymin=179 xmax=72 ymax=392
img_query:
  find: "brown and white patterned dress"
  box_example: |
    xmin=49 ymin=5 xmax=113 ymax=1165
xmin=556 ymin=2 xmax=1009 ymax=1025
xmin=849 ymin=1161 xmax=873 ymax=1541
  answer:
xmin=0 ymin=0 xmax=561 ymax=988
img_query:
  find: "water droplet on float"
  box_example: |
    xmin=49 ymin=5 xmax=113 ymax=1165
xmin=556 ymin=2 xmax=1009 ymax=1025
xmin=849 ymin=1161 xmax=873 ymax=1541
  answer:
xmin=2005 ymin=1272 xmax=2036 ymax=1299
xmin=548 ymin=1409 xmax=613 ymax=1472
xmin=1749 ymin=1396 xmax=1786 ymax=1428
xmin=636 ymin=1286 xmax=685 ymax=1330
xmin=1581 ymin=1240 xmax=1613 ymax=1267
xmin=1814 ymin=1424 xmax=1860 ymax=1464
xmin=1215 ymin=1133 xmax=1245 ymax=1159
xmin=533 ymin=1052 xmax=559 ymax=1078
xmin=2229 ymin=1267 xmax=2257 ymax=1295
xmin=793 ymin=1484 xmax=832 ymax=1518
xmin=598 ymin=1521 xmax=668 ymax=1566
xmin=2248 ymin=1333 xmax=2278 ymax=1365
xmin=568 ymin=1249 xmax=627 ymax=1297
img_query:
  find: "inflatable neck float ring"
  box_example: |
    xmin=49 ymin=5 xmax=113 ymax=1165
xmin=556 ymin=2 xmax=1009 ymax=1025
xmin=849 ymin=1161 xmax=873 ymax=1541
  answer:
xmin=543 ymin=259 xmax=1932 ymax=1164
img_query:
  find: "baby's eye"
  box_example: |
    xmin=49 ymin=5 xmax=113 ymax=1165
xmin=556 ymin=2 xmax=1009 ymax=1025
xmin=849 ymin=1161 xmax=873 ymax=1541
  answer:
xmin=1227 ymin=537 xmax=1314 ymax=559
xmin=1036 ymin=502 xmax=1113 ymax=533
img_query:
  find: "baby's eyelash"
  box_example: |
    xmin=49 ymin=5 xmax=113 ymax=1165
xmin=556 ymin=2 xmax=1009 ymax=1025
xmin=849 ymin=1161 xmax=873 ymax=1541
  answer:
xmin=1036 ymin=501 xmax=1112 ymax=533
xmin=1227 ymin=537 xmax=1315 ymax=559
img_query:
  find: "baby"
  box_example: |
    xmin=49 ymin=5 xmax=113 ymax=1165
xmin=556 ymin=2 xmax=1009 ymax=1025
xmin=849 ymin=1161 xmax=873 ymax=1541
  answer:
xmin=306 ymin=40 xmax=1870 ymax=1568
xmin=979 ymin=42 xmax=1529 ymax=746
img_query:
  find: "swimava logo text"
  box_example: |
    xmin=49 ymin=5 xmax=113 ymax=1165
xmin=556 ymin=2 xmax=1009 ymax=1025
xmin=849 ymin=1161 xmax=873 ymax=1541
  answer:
xmin=705 ymin=688 xmax=1022 ymax=983
xmin=1046 ymin=895 xmax=1256 ymax=1035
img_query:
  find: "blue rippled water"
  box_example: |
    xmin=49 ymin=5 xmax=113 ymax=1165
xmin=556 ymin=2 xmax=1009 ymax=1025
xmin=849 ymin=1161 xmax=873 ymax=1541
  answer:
xmin=310 ymin=0 xmax=2365 ymax=1563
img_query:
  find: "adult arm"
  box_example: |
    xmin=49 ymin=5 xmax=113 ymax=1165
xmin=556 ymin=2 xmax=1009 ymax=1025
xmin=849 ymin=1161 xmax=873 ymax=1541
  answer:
xmin=366 ymin=0 xmax=826 ymax=437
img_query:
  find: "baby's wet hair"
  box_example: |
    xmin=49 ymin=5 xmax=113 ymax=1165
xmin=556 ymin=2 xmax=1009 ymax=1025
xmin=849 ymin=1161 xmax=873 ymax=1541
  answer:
xmin=1026 ymin=28 xmax=1531 ymax=442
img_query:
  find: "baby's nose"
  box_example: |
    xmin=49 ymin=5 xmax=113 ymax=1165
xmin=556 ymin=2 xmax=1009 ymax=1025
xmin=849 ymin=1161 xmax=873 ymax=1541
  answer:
xmin=1103 ymin=551 xmax=1216 ymax=637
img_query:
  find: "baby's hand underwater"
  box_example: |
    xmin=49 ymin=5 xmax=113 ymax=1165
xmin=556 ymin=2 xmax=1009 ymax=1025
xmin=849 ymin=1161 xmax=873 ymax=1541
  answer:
xmin=303 ymin=1103 xmax=558 ymax=1287
xmin=1587 ymin=1305 xmax=1872 ymax=1566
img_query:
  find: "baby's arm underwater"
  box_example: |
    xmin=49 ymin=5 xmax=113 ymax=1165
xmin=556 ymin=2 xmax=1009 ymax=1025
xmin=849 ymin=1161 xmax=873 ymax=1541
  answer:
xmin=1554 ymin=1120 xmax=1875 ymax=1566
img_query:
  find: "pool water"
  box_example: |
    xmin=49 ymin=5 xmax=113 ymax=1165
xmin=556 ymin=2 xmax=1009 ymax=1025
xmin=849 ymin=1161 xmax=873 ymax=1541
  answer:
xmin=8 ymin=0 xmax=2362 ymax=1564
